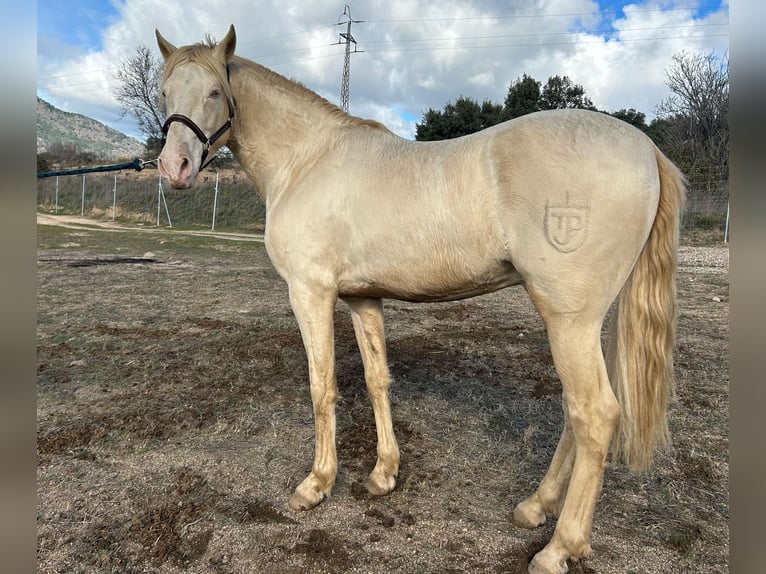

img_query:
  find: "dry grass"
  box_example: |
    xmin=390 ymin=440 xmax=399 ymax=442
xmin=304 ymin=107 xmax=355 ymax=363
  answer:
xmin=37 ymin=220 xmax=728 ymax=573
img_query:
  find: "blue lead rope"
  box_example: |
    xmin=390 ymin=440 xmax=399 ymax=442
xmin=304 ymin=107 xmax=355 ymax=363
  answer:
xmin=37 ymin=157 xmax=145 ymax=179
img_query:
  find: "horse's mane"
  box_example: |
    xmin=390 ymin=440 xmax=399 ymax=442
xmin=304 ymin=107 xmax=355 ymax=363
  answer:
xmin=163 ymin=37 xmax=389 ymax=133
xmin=231 ymin=56 xmax=390 ymax=132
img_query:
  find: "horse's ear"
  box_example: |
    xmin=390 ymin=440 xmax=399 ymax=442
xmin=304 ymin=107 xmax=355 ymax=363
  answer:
xmin=214 ymin=25 xmax=236 ymax=63
xmin=155 ymin=29 xmax=176 ymax=62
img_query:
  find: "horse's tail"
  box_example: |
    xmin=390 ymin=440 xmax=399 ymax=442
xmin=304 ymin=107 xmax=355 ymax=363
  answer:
xmin=607 ymin=147 xmax=686 ymax=472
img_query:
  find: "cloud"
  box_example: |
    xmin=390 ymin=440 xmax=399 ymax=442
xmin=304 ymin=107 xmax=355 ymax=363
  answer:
xmin=37 ymin=0 xmax=729 ymax=140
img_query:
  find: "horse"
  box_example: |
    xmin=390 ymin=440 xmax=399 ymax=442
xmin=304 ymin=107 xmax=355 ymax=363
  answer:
xmin=155 ymin=25 xmax=685 ymax=574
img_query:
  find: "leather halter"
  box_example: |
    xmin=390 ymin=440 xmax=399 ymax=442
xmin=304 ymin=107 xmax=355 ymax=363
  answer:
xmin=161 ymin=66 xmax=235 ymax=170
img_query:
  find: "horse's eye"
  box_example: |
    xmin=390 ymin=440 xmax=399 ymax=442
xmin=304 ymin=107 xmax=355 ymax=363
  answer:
xmin=210 ymin=89 xmax=221 ymax=98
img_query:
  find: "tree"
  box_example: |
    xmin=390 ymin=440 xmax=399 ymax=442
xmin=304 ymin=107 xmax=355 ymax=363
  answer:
xmin=417 ymin=74 xmax=598 ymax=140
xmin=504 ymin=74 xmax=541 ymax=119
xmin=610 ymin=108 xmax=648 ymax=131
xmin=644 ymin=116 xmax=674 ymax=149
xmin=38 ymin=141 xmax=97 ymax=168
xmin=504 ymin=74 xmax=596 ymax=120
xmin=478 ymin=99 xmax=505 ymax=129
xmin=655 ymin=51 xmax=728 ymax=180
xmin=540 ymin=75 xmax=596 ymax=111
xmin=113 ymin=45 xmax=165 ymax=152
xmin=415 ymin=96 xmax=504 ymax=141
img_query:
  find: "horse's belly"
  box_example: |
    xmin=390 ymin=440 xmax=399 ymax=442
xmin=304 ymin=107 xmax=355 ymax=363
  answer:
xmin=338 ymin=259 xmax=523 ymax=302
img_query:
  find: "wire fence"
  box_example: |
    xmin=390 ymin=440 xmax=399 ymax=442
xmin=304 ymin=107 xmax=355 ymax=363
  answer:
xmin=36 ymin=167 xmax=266 ymax=232
xmin=680 ymin=166 xmax=729 ymax=241
xmin=36 ymin=165 xmax=729 ymax=240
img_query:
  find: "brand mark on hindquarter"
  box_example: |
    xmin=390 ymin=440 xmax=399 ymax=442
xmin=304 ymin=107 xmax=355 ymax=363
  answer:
xmin=544 ymin=193 xmax=590 ymax=253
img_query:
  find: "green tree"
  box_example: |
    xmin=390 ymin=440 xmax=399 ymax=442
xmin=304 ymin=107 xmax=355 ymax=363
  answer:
xmin=610 ymin=108 xmax=648 ymax=131
xmin=504 ymin=74 xmax=541 ymax=119
xmin=415 ymin=96 xmax=504 ymax=141
xmin=40 ymin=141 xmax=97 ymax=167
xmin=416 ymin=74 xmax=599 ymax=140
xmin=540 ymin=75 xmax=596 ymax=111
xmin=504 ymin=74 xmax=596 ymax=119
xmin=645 ymin=116 xmax=674 ymax=149
xmin=37 ymin=152 xmax=53 ymax=173
xmin=479 ymin=99 xmax=505 ymax=128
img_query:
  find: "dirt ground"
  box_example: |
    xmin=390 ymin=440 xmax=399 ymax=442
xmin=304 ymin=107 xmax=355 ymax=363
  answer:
xmin=36 ymin=215 xmax=729 ymax=573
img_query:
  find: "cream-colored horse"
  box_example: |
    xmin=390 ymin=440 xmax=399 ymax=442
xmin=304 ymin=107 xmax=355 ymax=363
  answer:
xmin=156 ymin=26 xmax=684 ymax=574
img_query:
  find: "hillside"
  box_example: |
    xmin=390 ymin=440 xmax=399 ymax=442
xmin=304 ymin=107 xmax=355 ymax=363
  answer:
xmin=36 ymin=97 xmax=145 ymax=160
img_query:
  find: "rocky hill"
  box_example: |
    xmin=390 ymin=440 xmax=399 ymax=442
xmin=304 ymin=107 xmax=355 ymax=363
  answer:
xmin=37 ymin=98 xmax=145 ymax=160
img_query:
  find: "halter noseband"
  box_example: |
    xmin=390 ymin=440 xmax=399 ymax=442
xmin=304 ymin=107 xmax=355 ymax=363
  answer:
xmin=161 ymin=109 xmax=232 ymax=169
xmin=161 ymin=66 xmax=235 ymax=170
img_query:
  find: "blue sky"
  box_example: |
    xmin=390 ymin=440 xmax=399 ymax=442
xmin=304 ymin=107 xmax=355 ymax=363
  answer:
xmin=37 ymin=1 xmax=729 ymax=141
xmin=38 ymin=0 xmax=119 ymax=53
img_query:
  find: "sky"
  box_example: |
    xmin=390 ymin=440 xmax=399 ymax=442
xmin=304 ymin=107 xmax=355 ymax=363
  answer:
xmin=36 ymin=0 xmax=729 ymax=142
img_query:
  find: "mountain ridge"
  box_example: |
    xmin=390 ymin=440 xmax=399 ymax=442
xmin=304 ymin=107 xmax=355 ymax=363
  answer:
xmin=37 ymin=98 xmax=145 ymax=160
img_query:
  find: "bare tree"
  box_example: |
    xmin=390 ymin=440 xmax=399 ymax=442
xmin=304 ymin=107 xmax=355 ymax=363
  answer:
xmin=113 ymin=45 xmax=165 ymax=155
xmin=656 ymin=51 xmax=729 ymax=181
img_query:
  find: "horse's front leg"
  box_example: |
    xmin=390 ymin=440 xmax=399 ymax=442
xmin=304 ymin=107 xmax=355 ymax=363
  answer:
xmin=287 ymin=284 xmax=339 ymax=511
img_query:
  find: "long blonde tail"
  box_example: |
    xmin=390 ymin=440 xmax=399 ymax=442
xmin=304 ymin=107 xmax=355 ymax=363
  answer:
xmin=607 ymin=148 xmax=686 ymax=472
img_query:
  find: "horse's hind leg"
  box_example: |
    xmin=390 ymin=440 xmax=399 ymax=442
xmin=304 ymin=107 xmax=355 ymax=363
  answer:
xmin=513 ymin=410 xmax=575 ymax=529
xmin=344 ymin=297 xmax=400 ymax=495
xmin=524 ymin=314 xmax=620 ymax=574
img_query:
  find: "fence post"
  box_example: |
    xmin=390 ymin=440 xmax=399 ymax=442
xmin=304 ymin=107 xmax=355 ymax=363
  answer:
xmin=211 ymin=169 xmax=220 ymax=231
xmin=112 ymin=173 xmax=117 ymax=221
xmin=163 ymin=189 xmax=173 ymax=228
xmin=81 ymin=175 xmax=86 ymax=216
xmin=55 ymin=176 xmax=59 ymax=214
xmin=156 ymin=172 xmax=173 ymax=227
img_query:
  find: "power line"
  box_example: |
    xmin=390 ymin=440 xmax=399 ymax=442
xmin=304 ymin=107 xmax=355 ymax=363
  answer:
xmin=361 ymin=22 xmax=728 ymax=46
xmin=361 ymin=3 xmax=727 ymax=24
xmin=230 ymin=31 xmax=729 ymax=70
xmin=40 ymin=27 xmax=729 ymax=99
xmin=360 ymin=32 xmax=729 ymax=56
xmin=40 ymin=19 xmax=726 ymax=85
xmin=38 ymin=13 xmax=727 ymax=97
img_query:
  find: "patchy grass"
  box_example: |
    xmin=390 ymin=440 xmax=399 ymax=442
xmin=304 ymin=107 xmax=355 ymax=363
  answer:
xmin=37 ymin=223 xmax=728 ymax=573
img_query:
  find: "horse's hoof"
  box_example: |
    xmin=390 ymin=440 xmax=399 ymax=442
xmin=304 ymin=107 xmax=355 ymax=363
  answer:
xmin=366 ymin=471 xmax=396 ymax=496
xmin=288 ymin=491 xmax=324 ymax=511
xmin=528 ymin=551 xmax=568 ymax=574
xmin=288 ymin=484 xmax=326 ymax=511
xmin=512 ymin=499 xmax=546 ymax=529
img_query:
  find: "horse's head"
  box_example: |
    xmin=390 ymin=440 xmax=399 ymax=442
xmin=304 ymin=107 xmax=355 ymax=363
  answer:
xmin=155 ymin=25 xmax=237 ymax=189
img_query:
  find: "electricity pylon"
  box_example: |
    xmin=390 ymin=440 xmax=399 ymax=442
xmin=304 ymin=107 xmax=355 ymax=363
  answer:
xmin=337 ymin=5 xmax=363 ymax=113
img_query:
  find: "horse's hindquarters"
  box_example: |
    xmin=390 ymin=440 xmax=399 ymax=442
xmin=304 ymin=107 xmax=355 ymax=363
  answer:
xmin=489 ymin=111 xmax=661 ymax=316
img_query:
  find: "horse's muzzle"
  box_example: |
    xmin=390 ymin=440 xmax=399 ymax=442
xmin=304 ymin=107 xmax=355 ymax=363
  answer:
xmin=158 ymin=144 xmax=198 ymax=189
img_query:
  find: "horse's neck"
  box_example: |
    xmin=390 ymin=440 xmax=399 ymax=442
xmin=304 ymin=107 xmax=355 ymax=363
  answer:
xmin=228 ymin=63 xmax=339 ymax=199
